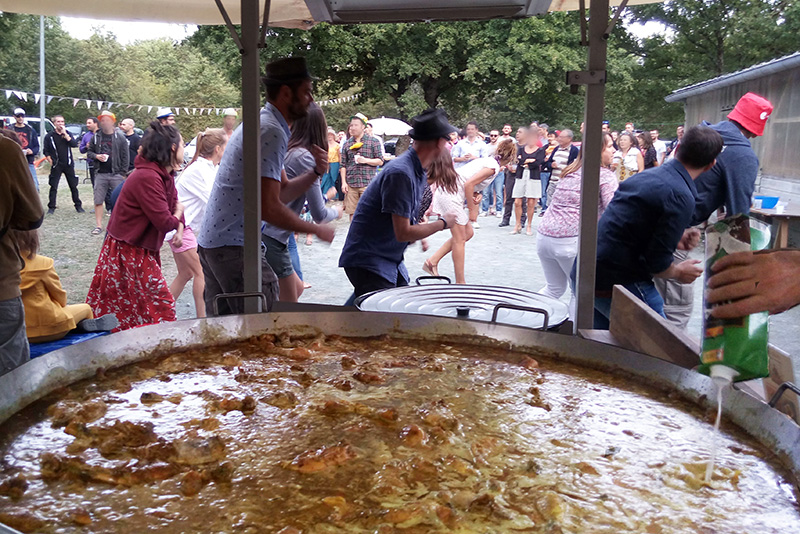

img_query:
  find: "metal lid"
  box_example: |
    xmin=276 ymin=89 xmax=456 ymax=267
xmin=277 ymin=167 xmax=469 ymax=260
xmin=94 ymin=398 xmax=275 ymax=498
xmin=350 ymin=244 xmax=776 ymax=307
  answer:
xmin=355 ymin=282 xmax=569 ymax=330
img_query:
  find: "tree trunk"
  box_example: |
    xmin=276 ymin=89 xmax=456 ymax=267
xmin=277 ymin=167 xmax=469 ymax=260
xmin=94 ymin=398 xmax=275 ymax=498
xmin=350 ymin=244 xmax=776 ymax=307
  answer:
xmin=421 ymin=77 xmax=441 ymax=109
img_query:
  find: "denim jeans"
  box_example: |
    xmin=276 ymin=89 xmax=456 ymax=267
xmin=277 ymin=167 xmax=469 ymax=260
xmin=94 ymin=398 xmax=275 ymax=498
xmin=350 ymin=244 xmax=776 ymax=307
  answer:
xmin=0 ymin=297 xmax=29 ymax=376
xmin=28 ymin=163 xmax=39 ymax=191
xmin=593 ymin=281 xmax=665 ymax=329
xmin=540 ymin=172 xmax=551 ymax=209
xmin=287 ymin=233 xmax=303 ymax=281
xmin=569 ymin=262 xmax=665 ymax=330
xmin=480 ymin=171 xmax=504 ymax=212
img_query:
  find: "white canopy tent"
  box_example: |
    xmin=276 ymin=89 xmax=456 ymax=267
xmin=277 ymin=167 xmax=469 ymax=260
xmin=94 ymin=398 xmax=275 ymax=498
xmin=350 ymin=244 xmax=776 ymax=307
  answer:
xmin=7 ymin=0 xmax=665 ymax=331
xmin=367 ymin=117 xmax=412 ymax=137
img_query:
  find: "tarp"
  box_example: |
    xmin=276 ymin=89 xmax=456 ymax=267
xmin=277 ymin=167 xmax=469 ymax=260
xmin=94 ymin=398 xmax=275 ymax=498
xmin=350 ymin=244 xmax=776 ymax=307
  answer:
xmin=4 ymin=0 xmax=663 ymax=27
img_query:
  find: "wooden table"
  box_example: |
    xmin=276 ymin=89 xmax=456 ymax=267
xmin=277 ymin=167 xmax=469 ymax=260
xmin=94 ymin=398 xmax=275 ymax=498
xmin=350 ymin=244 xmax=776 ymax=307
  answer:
xmin=751 ymin=202 xmax=800 ymax=248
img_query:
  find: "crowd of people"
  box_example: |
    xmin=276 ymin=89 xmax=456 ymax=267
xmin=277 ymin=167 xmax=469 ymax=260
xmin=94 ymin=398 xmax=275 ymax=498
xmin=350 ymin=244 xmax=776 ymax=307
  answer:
xmin=2 ymin=55 xmax=800 ymax=376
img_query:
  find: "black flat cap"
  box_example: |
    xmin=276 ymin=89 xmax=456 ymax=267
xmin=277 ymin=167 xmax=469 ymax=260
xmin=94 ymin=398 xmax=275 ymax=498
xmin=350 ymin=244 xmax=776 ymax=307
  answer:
xmin=408 ymin=108 xmax=458 ymax=141
xmin=263 ymin=57 xmax=316 ymax=85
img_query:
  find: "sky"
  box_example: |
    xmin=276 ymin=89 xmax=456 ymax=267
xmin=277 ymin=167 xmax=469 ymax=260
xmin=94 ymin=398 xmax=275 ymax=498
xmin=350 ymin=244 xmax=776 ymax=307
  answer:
xmin=60 ymin=17 xmax=198 ymax=44
xmin=60 ymin=16 xmax=667 ymax=45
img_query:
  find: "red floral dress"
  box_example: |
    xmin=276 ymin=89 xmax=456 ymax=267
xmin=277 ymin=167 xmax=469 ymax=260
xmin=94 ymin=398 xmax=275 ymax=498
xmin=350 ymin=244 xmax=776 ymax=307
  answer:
xmin=87 ymin=236 xmax=176 ymax=332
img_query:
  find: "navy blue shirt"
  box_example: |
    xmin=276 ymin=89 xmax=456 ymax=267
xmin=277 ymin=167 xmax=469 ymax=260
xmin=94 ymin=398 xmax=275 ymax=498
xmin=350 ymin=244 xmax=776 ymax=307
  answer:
xmin=339 ymin=148 xmax=427 ymax=284
xmin=691 ymin=120 xmax=758 ymax=225
xmin=595 ymin=159 xmax=698 ymax=291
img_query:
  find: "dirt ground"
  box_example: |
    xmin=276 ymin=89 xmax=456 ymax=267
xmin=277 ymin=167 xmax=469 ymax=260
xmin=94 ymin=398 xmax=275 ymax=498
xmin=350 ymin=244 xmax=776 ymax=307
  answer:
xmin=37 ymin=167 xmax=800 ymax=380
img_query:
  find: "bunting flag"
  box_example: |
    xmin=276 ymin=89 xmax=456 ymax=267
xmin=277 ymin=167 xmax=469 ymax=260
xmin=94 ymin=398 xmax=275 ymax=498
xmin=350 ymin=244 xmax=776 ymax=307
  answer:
xmin=1 ymin=87 xmax=361 ymax=116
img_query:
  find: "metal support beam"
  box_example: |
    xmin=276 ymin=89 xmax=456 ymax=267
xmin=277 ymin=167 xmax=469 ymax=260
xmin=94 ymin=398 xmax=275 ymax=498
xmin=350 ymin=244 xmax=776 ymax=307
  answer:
xmin=39 ymin=16 xmax=46 ymax=140
xmin=259 ymin=0 xmax=272 ymax=48
xmin=574 ymin=0 xmax=610 ymax=332
xmin=241 ymin=0 xmax=263 ymax=313
xmin=605 ymin=0 xmax=629 ymax=37
xmin=215 ymin=0 xmax=245 ymax=53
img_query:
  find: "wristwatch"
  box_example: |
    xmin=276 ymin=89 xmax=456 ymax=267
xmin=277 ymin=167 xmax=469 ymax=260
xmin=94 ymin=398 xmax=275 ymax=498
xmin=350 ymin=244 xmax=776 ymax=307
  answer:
xmin=441 ymin=218 xmax=448 ymax=230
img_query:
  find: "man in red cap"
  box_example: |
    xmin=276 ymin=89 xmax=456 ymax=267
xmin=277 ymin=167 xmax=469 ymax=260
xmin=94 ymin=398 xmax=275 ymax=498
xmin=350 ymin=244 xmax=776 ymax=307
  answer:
xmin=655 ymin=92 xmax=773 ymax=329
xmin=692 ymin=91 xmax=773 ymax=223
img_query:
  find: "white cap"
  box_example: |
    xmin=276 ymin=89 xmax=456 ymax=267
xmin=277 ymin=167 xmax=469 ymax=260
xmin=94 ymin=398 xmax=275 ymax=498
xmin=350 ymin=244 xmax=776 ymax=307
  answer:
xmin=156 ymin=107 xmax=174 ymax=119
xmin=12 ymin=108 xmax=25 ymax=116
xmin=710 ymin=364 xmax=739 ymax=385
xmin=222 ymin=108 xmax=238 ymax=117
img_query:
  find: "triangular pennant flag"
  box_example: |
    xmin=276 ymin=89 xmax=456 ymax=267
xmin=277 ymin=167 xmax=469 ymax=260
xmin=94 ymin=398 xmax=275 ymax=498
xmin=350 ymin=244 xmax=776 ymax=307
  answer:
xmin=175 ymin=108 xmax=180 ymax=115
xmin=184 ymin=108 xmax=190 ymax=115
xmin=19 ymin=92 xmax=28 ymax=101
xmin=127 ymin=104 xmax=134 ymax=108
xmin=34 ymin=93 xmax=40 ymax=104
xmin=138 ymin=106 xmax=143 ymax=111
xmin=46 ymin=95 xmax=54 ymax=104
xmin=96 ymin=101 xmax=103 ymax=110
xmin=147 ymin=106 xmax=153 ymax=113
xmin=192 ymin=108 xmax=197 ymax=115
xmin=4 ymin=90 xmax=11 ymax=99
xmin=73 ymin=98 xmax=79 ymax=107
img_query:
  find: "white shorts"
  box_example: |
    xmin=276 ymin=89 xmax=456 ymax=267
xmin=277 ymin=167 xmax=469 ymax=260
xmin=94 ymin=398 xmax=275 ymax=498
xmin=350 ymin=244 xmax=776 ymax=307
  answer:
xmin=512 ymin=173 xmax=542 ymax=199
xmin=432 ymin=187 xmax=469 ymax=226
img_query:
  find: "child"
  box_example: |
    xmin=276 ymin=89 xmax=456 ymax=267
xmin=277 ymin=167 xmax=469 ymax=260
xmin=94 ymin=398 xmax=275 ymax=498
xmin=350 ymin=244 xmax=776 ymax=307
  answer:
xmin=13 ymin=230 xmax=117 ymax=343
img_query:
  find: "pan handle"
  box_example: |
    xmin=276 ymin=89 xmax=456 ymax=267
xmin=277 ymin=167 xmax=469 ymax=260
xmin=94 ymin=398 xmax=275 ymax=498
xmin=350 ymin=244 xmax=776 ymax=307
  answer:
xmin=491 ymin=303 xmax=549 ymax=330
xmin=415 ymin=276 xmax=452 ymax=285
xmin=768 ymin=382 xmax=800 ymax=409
xmin=213 ymin=292 xmax=268 ymax=316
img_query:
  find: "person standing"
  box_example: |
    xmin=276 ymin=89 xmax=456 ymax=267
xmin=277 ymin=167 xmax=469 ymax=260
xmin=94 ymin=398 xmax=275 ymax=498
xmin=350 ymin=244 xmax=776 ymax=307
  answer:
xmin=539 ymin=129 xmax=558 ymax=214
xmin=262 ymin=104 xmax=341 ymax=303
xmin=655 ymin=92 xmax=774 ymax=329
xmin=322 ymin=127 xmax=341 ymax=197
xmin=480 ymin=130 xmax=504 ymax=217
xmin=156 ymin=108 xmax=176 ymax=126
xmin=500 ymin=123 xmax=513 ymax=141
xmin=666 ymin=125 xmax=684 ymax=160
xmin=221 ymin=108 xmax=238 ymax=138
xmin=10 ymin=108 xmax=40 ymax=190
xmin=650 ymin=129 xmax=667 ymax=165
xmin=120 ymin=118 xmax=141 ymax=173
xmin=637 ymin=131 xmax=659 ymax=169
xmin=499 ymin=127 xmax=528 ymax=228
xmin=169 ymin=128 xmax=227 ymax=318
xmin=591 ymin=126 xmax=723 ymax=329
xmin=339 ymin=108 xmax=458 ymax=300
xmin=340 ymin=113 xmax=384 ymax=219
xmin=79 ymin=117 xmax=99 ymax=188
xmin=87 ymin=110 xmax=129 ymax=235
xmin=451 ymin=121 xmax=487 ymax=169
xmin=43 ymin=115 xmax=83 ymax=215
xmin=611 ymin=131 xmax=643 ymax=182
xmin=197 ymin=57 xmax=334 ymax=316
xmin=0 ymin=134 xmax=44 ymax=375
xmin=537 ymin=132 xmax=618 ymax=320
xmin=511 ymin=127 xmax=546 ymax=235
xmin=545 ymin=129 xmax=579 ymax=201
xmin=87 ymin=121 xmax=185 ymax=332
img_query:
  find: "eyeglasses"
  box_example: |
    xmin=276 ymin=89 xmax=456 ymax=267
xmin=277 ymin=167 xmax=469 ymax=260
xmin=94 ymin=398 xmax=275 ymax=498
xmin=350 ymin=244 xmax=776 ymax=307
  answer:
xmin=490 ymin=135 xmax=498 ymax=138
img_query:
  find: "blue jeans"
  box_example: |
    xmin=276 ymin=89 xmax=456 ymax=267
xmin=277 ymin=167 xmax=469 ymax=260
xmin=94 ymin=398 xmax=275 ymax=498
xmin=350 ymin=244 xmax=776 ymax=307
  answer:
xmin=540 ymin=172 xmax=551 ymax=209
xmin=28 ymin=163 xmax=39 ymax=191
xmin=569 ymin=262 xmax=665 ymax=329
xmin=287 ymin=234 xmax=303 ymax=281
xmin=481 ymin=171 xmax=504 ymax=212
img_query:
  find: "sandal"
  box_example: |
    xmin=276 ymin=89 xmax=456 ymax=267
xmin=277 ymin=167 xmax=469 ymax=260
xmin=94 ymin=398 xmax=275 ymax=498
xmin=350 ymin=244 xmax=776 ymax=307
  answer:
xmin=526 ymin=228 xmax=533 ymax=236
xmin=91 ymin=227 xmax=102 ymax=236
xmin=422 ymin=260 xmax=439 ymax=277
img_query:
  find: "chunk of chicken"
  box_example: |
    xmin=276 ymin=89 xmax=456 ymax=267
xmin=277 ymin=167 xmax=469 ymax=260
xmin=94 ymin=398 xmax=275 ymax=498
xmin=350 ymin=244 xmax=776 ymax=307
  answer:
xmin=285 ymin=444 xmax=357 ymax=473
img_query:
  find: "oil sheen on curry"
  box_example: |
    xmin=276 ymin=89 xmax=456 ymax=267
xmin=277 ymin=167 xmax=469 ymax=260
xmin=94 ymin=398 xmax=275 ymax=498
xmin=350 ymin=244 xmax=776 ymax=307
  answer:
xmin=0 ymin=334 xmax=798 ymax=533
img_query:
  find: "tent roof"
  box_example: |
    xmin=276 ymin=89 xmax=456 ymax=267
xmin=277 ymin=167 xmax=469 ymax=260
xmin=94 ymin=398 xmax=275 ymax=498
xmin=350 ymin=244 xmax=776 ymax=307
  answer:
xmin=10 ymin=0 xmax=662 ymax=28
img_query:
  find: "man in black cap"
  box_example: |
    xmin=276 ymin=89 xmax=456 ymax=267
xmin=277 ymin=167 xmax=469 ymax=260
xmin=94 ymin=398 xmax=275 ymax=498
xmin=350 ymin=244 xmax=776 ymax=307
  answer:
xmin=197 ymin=57 xmax=334 ymax=316
xmin=339 ymin=108 xmax=459 ymax=301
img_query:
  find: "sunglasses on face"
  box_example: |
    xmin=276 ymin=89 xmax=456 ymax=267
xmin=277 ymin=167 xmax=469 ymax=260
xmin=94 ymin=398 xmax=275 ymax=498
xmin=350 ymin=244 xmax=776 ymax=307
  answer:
xmin=490 ymin=135 xmax=498 ymax=138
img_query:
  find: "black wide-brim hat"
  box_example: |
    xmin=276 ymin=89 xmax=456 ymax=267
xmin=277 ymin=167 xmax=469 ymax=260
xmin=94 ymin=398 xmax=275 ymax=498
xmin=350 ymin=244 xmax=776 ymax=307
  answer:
xmin=263 ymin=57 xmax=317 ymax=86
xmin=409 ymin=108 xmax=458 ymax=141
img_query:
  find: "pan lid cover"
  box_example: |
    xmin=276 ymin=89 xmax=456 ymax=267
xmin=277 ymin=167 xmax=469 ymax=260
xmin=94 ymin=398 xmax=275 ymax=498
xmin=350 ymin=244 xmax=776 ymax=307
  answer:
xmin=356 ymin=283 xmax=569 ymax=330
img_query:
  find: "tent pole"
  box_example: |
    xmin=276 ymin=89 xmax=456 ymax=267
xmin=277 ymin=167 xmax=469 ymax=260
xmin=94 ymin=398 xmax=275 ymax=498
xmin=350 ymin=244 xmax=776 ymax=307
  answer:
xmin=241 ymin=0 xmax=263 ymax=313
xmin=574 ymin=0 xmax=609 ymax=332
xmin=39 ymin=16 xmax=46 ymax=140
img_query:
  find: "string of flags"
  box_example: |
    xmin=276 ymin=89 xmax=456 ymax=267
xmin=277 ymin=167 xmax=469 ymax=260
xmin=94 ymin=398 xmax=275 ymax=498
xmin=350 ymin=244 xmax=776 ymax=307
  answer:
xmin=2 ymin=88 xmax=362 ymax=115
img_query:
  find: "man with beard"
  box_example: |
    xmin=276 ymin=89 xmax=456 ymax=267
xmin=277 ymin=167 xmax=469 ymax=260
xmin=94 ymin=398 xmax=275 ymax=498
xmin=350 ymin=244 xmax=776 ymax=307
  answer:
xmin=197 ymin=57 xmax=334 ymax=316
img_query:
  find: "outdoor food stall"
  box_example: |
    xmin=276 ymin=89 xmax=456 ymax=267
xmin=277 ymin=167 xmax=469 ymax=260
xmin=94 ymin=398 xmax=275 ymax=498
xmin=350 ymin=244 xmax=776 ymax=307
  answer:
xmin=2 ymin=0 xmax=799 ymax=532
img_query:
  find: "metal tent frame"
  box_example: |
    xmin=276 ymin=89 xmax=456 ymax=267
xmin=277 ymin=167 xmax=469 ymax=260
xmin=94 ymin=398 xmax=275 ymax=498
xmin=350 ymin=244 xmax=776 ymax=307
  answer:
xmin=16 ymin=0 xmax=657 ymax=331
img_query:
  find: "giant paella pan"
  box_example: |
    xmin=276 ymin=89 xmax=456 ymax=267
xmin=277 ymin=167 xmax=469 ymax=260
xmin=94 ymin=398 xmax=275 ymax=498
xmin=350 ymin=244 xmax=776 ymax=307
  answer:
xmin=0 ymin=310 xmax=798 ymax=533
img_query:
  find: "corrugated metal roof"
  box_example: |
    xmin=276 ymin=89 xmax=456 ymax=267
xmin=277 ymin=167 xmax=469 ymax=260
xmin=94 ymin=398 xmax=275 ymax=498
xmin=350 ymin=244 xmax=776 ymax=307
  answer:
xmin=665 ymin=52 xmax=800 ymax=103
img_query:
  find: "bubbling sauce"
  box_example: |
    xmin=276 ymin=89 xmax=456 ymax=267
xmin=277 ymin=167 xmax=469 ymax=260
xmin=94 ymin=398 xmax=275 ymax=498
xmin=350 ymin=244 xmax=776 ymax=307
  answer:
xmin=0 ymin=333 xmax=798 ymax=533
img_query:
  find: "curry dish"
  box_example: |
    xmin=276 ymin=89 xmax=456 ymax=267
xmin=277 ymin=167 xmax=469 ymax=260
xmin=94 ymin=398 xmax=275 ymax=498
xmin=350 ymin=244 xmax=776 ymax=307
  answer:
xmin=0 ymin=334 xmax=798 ymax=533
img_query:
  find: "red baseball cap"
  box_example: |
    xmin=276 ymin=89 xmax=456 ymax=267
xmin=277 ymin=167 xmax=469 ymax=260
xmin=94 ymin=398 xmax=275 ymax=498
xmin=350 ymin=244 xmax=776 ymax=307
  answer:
xmin=727 ymin=92 xmax=773 ymax=137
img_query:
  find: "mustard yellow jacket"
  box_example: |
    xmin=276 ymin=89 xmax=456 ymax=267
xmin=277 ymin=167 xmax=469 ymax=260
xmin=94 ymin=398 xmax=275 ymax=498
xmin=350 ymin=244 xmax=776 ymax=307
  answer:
xmin=19 ymin=255 xmax=77 ymax=338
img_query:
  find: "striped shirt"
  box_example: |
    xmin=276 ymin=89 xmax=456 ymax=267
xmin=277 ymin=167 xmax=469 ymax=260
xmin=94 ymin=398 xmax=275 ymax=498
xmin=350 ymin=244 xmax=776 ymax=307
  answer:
xmin=550 ymin=146 xmax=572 ymax=181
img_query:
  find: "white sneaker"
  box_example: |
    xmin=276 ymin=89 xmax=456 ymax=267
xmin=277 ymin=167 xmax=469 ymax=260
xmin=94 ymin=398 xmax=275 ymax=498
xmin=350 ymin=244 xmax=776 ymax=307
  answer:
xmin=495 ymin=211 xmax=503 ymax=218
xmin=472 ymin=221 xmax=481 ymax=229
xmin=480 ymin=211 xmax=488 ymax=217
